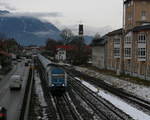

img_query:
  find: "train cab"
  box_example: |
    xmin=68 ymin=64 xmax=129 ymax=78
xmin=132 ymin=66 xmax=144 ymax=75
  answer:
xmin=50 ymin=67 xmax=67 ymax=92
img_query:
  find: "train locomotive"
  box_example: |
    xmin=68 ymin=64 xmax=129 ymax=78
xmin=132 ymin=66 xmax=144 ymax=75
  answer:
xmin=38 ymin=54 xmax=67 ymax=92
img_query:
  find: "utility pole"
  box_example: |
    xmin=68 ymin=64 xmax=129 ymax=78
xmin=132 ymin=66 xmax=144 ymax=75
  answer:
xmin=119 ymin=0 xmax=125 ymax=75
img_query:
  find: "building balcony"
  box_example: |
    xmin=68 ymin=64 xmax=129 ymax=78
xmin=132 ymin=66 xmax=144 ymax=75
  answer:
xmin=124 ymin=44 xmax=132 ymax=48
xmin=138 ymin=43 xmax=146 ymax=48
xmin=114 ymin=44 xmax=120 ymax=48
xmin=114 ymin=55 xmax=120 ymax=59
xmin=124 ymin=56 xmax=131 ymax=59
xmin=138 ymin=57 xmax=146 ymax=61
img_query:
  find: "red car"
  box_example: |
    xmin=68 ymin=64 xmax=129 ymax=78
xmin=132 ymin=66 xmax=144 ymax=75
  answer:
xmin=0 ymin=107 xmax=7 ymax=120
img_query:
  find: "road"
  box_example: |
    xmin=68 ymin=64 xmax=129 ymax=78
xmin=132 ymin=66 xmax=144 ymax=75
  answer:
xmin=0 ymin=60 xmax=29 ymax=120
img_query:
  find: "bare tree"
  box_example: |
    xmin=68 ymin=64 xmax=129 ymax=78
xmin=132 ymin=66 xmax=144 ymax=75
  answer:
xmin=93 ymin=33 xmax=101 ymax=40
xmin=60 ymin=28 xmax=74 ymax=45
xmin=67 ymin=36 xmax=91 ymax=65
xmin=45 ymin=38 xmax=63 ymax=57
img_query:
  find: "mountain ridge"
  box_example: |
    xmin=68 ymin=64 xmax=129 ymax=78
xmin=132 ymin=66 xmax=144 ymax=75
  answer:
xmin=0 ymin=10 xmax=93 ymax=46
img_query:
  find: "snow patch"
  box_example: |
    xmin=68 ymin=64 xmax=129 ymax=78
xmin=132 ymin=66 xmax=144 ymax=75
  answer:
xmin=75 ymin=66 xmax=150 ymax=101
xmin=34 ymin=72 xmax=49 ymax=120
xmin=81 ymin=80 xmax=150 ymax=120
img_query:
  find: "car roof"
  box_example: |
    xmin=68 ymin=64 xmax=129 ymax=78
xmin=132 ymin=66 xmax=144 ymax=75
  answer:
xmin=10 ymin=75 xmax=21 ymax=79
xmin=12 ymin=75 xmax=21 ymax=77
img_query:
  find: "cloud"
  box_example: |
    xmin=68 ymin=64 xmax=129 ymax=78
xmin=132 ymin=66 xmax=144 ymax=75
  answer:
xmin=0 ymin=1 xmax=16 ymax=11
xmin=0 ymin=11 xmax=63 ymax=18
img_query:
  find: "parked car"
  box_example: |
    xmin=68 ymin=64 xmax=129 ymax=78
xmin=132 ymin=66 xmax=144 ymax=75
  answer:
xmin=17 ymin=59 xmax=21 ymax=62
xmin=13 ymin=61 xmax=17 ymax=65
xmin=0 ymin=106 xmax=7 ymax=120
xmin=9 ymin=75 xmax=22 ymax=90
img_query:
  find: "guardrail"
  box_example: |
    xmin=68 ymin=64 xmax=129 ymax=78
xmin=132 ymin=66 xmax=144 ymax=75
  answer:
xmin=19 ymin=66 xmax=34 ymax=120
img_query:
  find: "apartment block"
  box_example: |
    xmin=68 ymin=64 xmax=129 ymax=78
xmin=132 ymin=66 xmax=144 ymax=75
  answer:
xmin=124 ymin=0 xmax=150 ymax=31
xmin=123 ymin=0 xmax=150 ymax=79
xmin=92 ymin=0 xmax=150 ymax=80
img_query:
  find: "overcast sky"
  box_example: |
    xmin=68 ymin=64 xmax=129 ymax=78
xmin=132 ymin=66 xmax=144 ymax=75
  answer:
xmin=0 ymin=0 xmax=124 ymax=35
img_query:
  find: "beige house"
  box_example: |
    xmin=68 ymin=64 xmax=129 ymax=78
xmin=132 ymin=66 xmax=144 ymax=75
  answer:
xmin=123 ymin=0 xmax=150 ymax=80
xmin=106 ymin=29 xmax=123 ymax=72
xmin=92 ymin=0 xmax=150 ymax=80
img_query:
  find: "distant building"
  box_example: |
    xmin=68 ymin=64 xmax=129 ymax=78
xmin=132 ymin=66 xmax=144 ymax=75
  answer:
xmin=91 ymin=36 xmax=107 ymax=69
xmin=55 ymin=48 xmax=66 ymax=61
xmin=55 ymin=45 xmax=74 ymax=62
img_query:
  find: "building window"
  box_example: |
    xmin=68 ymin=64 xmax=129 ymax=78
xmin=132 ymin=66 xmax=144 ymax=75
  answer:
xmin=126 ymin=1 xmax=131 ymax=7
xmin=125 ymin=48 xmax=131 ymax=57
xmin=138 ymin=33 xmax=146 ymax=43
xmin=128 ymin=13 xmax=132 ymax=20
xmin=114 ymin=39 xmax=120 ymax=44
xmin=141 ymin=11 xmax=147 ymax=20
xmin=138 ymin=48 xmax=146 ymax=59
xmin=125 ymin=36 xmax=131 ymax=44
xmin=114 ymin=48 xmax=120 ymax=57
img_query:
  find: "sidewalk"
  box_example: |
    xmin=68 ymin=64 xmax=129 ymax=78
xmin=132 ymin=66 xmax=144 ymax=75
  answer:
xmin=75 ymin=66 xmax=150 ymax=101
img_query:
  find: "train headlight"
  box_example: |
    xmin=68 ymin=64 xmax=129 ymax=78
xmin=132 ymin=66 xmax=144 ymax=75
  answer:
xmin=52 ymin=84 xmax=54 ymax=86
xmin=62 ymin=84 xmax=65 ymax=86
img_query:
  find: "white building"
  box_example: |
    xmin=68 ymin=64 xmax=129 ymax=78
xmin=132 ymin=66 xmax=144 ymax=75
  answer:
xmin=55 ymin=48 xmax=66 ymax=61
xmin=92 ymin=36 xmax=107 ymax=69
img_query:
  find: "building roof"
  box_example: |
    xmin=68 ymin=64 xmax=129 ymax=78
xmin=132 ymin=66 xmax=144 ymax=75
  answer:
xmin=91 ymin=36 xmax=107 ymax=46
xmin=56 ymin=45 xmax=76 ymax=51
xmin=124 ymin=0 xmax=132 ymax=4
xmin=124 ymin=0 xmax=149 ymax=4
xmin=107 ymin=28 xmax=123 ymax=36
xmin=132 ymin=25 xmax=150 ymax=32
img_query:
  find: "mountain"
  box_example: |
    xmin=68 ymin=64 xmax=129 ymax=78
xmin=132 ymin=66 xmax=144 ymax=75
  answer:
xmin=84 ymin=36 xmax=93 ymax=45
xmin=0 ymin=10 xmax=93 ymax=46
xmin=0 ymin=10 xmax=61 ymax=46
xmin=0 ymin=10 xmax=9 ymax=15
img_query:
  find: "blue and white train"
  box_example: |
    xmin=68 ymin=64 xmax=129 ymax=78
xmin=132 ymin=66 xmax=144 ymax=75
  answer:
xmin=38 ymin=54 xmax=67 ymax=92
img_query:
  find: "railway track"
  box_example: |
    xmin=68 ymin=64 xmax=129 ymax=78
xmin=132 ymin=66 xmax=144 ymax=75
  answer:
xmin=36 ymin=60 xmax=82 ymax=120
xmin=35 ymin=60 xmax=59 ymax=120
xmin=53 ymin=93 xmax=82 ymax=120
xmin=63 ymin=66 xmax=150 ymax=114
xmin=68 ymin=76 xmax=132 ymax=120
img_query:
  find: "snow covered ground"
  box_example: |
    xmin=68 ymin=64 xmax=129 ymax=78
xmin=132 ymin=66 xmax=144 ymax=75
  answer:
xmin=80 ymin=79 xmax=150 ymax=120
xmin=75 ymin=66 xmax=150 ymax=101
xmin=34 ymin=72 xmax=49 ymax=120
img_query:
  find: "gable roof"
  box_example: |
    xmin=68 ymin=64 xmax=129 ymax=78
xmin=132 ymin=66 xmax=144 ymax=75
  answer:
xmin=132 ymin=25 xmax=150 ymax=32
xmin=107 ymin=28 xmax=123 ymax=36
xmin=91 ymin=36 xmax=107 ymax=46
xmin=124 ymin=0 xmax=132 ymax=4
xmin=124 ymin=0 xmax=149 ymax=4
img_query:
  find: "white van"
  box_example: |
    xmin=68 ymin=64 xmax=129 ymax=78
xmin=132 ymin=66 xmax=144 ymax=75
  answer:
xmin=9 ymin=75 xmax=22 ymax=90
